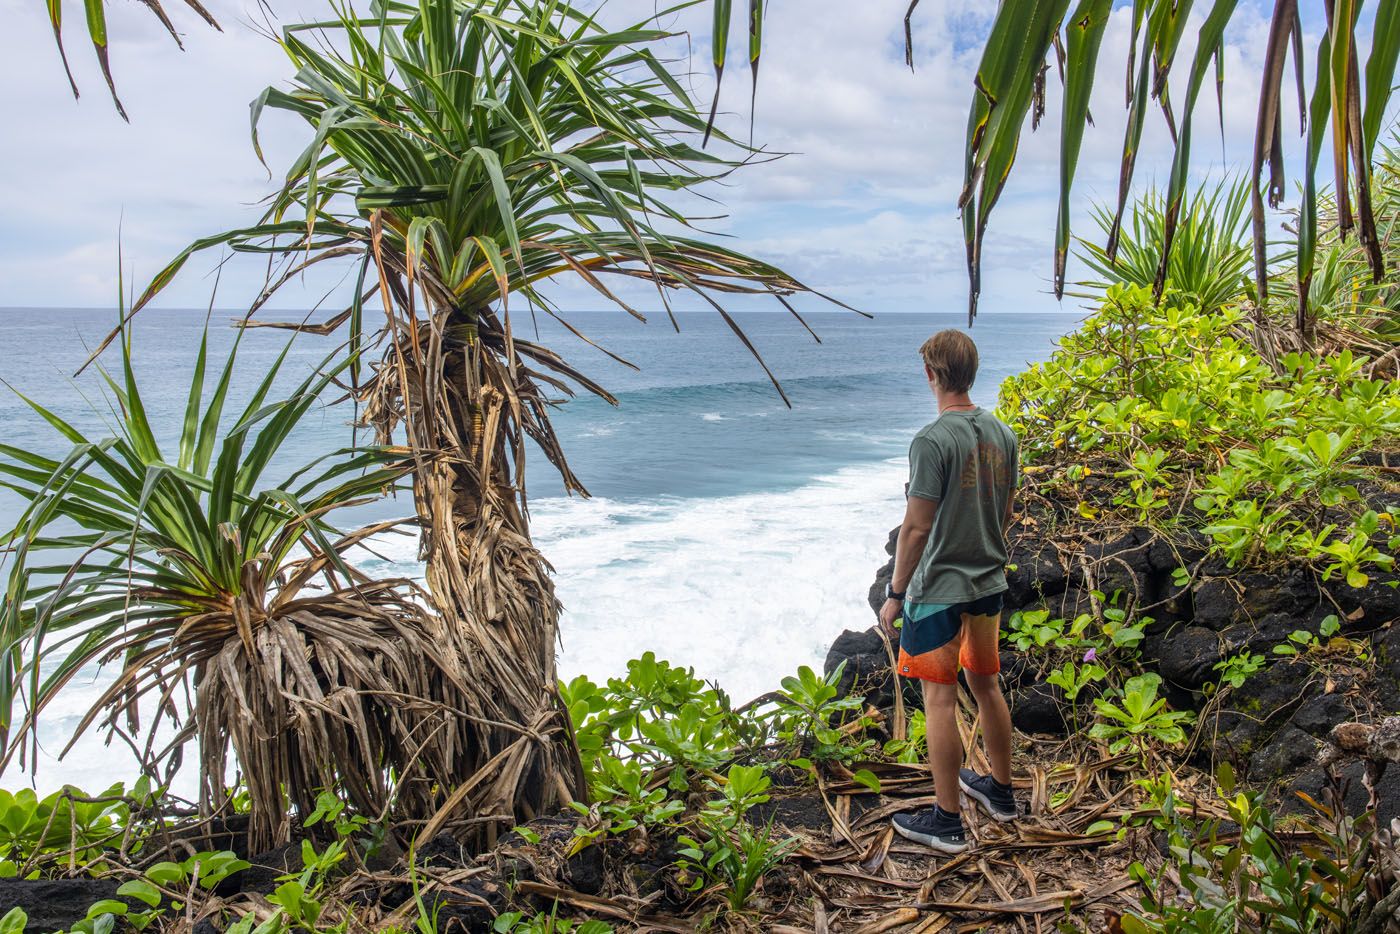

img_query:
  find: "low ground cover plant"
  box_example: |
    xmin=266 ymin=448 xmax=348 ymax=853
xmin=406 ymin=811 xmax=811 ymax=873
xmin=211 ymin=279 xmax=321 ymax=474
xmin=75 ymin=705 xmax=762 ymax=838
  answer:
xmin=557 ymin=656 xmax=877 ymax=917
xmin=676 ymin=765 xmax=799 ymax=912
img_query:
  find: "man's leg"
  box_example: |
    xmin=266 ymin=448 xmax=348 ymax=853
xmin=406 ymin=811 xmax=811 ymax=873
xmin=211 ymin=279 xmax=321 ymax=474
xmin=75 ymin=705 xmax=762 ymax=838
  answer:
xmin=956 ymin=609 xmax=1018 ymax=822
xmin=892 ymin=618 xmax=972 ymax=852
xmin=965 ymin=669 xmax=1012 ymax=786
xmin=959 ymin=609 xmax=1012 ymax=786
xmin=922 ymin=679 xmax=962 ymax=813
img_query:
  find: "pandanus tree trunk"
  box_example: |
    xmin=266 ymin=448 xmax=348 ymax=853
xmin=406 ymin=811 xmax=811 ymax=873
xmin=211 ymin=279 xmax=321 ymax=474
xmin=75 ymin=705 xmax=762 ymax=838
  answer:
xmin=364 ymin=291 xmax=588 ymax=847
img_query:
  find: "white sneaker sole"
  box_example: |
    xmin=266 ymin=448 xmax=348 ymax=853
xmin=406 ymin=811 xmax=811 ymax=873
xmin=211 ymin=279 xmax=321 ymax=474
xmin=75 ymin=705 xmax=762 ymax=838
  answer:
xmin=891 ymin=819 xmax=970 ymax=854
xmin=959 ymin=778 xmax=1018 ymax=823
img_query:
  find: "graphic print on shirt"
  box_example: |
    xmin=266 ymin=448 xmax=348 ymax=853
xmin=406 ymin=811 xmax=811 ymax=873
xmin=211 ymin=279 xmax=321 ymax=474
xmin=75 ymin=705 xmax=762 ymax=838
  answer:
xmin=958 ymin=441 xmax=1011 ymax=500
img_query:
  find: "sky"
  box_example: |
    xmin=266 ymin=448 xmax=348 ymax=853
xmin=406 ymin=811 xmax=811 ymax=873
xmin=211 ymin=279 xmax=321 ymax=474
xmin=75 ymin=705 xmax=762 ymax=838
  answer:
xmin=0 ymin=0 xmax=1388 ymax=317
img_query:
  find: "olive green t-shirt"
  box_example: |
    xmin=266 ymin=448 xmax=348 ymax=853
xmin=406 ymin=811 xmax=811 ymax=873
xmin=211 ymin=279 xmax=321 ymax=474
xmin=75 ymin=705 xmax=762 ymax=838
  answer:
xmin=905 ymin=407 xmax=1019 ymax=604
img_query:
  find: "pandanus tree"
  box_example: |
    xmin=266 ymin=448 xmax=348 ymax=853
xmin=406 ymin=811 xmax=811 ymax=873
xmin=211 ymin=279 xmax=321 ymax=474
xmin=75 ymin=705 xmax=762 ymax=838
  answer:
xmin=111 ymin=0 xmax=840 ymax=848
xmin=0 ymin=328 xmax=452 ymax=851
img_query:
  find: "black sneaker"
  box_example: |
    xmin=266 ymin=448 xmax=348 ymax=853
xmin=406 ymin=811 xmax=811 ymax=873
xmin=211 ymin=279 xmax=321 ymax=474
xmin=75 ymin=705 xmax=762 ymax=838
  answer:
xmin=891 ymin=805 xmax=969 ymax=854
xmin=959 ymin=768 xmax=1018 ymax=822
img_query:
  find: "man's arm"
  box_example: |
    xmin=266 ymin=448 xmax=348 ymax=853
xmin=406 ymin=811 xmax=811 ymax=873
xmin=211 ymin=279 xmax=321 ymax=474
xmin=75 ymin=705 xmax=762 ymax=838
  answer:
xmin=879 ymin=495 xmax=938 ymax=636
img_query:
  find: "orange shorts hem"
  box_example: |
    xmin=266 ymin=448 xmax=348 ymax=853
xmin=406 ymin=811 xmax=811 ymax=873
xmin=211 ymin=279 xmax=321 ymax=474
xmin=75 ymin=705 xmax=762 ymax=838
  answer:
xmin=897 ymin=646 xmax=960 ymax=684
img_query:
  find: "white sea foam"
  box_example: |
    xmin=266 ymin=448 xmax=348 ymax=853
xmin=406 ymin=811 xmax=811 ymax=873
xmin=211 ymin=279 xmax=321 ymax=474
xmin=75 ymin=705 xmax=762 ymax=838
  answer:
xmin=13 ymin=456 xmax=907 ymax=796
xmin=538 ymin=458 xmax=904 ymax=699
xmin=700 ymin=412 xmax=724 ymax=422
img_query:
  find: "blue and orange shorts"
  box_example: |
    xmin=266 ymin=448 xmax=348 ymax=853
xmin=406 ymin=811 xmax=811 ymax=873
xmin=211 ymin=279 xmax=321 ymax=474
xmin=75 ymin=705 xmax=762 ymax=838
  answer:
xmin=897 ymin=591 xmax=1006 ymax=684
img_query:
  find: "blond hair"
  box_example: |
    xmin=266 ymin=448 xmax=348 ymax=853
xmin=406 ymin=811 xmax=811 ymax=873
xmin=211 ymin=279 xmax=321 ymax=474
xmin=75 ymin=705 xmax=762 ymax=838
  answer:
xmin=919 ymin=330 xmax=978 ymax=394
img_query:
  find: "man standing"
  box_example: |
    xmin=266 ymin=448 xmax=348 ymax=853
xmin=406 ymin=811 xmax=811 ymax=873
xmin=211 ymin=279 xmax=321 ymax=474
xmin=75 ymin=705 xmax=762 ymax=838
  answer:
xmin=879 ymin=330 xmax=1019 ymax=854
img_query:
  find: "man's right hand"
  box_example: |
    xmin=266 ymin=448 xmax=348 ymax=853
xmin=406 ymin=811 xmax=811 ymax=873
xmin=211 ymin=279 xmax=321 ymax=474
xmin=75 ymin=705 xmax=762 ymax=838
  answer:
xmin=879 ymin=597 xmax=902 ymax=640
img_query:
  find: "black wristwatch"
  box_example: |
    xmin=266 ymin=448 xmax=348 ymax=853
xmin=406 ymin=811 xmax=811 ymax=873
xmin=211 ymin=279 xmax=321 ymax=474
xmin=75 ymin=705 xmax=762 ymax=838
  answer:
xmin=885 ymin=582 xmax=905 ymax=602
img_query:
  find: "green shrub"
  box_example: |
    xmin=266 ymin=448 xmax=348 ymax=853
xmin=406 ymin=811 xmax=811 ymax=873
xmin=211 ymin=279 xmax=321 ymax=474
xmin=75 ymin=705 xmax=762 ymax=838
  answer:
xmin=1121 ymin=766 xmax=1375 ymax=932
xmin=0 ymin=780 xmax=157 ymax=878
xmin=999 ymin=286 xmax=1399 ymax=580
xmin=770 ymin=662 xmax=874 ymax=764
xmin=559 ymin=653 xmax=765 ymax=789
xmin=882 ymin=708 xmax=927 ymax=764
xmin=568 ymin=754 xmax=685 ymax=852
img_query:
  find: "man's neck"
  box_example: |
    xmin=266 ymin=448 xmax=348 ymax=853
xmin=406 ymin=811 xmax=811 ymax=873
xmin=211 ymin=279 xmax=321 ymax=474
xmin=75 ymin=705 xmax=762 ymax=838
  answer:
xmin=937 ymin=391 xmax=976 ymax=414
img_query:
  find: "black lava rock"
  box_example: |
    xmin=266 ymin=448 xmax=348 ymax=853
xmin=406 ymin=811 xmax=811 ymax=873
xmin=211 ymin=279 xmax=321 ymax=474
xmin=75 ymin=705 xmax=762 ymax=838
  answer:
xmin=1291 ymin=693 xmax=1357 ymax=738
xmin=1207 ymin=660 xmax=1316 ymax=768
xmin=1375 ymin=624 xmax=1400 ymax=712
xmin=0 ymin=879 xmax=134 ymax=932
xmin=867 ymin=528 xmax=900 ymax=616
xmin=566 ymin=843 xmax=605 ymax=895
xmin=431 ymin=875 xmax=509 ymax=933
xmin=1327 ymin=575 xmax=1400 ymax=633
xmin=825 ymin=627 xmax=896 ymax=709
xmin=236 ymin=843 xmax=304 ymax=897
xmin=1286 ymin=761 xmax=1400 ymax=827
xmin=1076 ymin=533 xmax=1153 ymax=603
xmin=1219 ymin=612 xmax=1304 ymax=658
xmin=1193 ymin=578 xmax=1247 ymax=631
xmin=1157 ymin=625 xmax=1221 ymax=690
xmin=416 ymin=832 xmax=470 ymax=868
xmin=1005 ymin=541 xmax=1067 ymax=609
xmin=997 ymin=650 xmax=1034 ymax=691
xmin=1146 ymin=531 xmax=1208 ymax=574
xmin=1247 ymin=725 xmax=1320 ymax=782
xmin=1010 ymin=680 xmax=1067 ymax=736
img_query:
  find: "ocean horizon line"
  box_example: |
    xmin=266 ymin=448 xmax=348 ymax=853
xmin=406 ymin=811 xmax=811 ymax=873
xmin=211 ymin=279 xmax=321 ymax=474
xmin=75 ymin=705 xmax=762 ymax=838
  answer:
xmin=0 ymin=305 xmax=1087 ymax=317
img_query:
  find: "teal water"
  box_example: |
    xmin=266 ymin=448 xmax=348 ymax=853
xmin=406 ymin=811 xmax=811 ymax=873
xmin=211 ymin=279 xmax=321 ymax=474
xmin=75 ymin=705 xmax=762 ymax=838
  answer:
xmin=0 ymin=307 xmax=1079 ymax=793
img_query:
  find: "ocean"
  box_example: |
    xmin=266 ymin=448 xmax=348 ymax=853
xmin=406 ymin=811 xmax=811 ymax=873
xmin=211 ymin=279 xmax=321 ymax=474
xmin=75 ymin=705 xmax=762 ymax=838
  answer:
xmin=0 ymin=306 xmax=1079 ymax=796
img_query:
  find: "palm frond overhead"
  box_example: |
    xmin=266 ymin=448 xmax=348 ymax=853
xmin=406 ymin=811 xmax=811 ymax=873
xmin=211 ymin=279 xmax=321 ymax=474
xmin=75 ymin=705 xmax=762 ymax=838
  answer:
xmin=901 ymin=0 xmax=1400 ymax=328
xmin=40 ymin=0 xmax=220 ymax=120
xmin=714 ymin=0 xmax=1399 ymax=328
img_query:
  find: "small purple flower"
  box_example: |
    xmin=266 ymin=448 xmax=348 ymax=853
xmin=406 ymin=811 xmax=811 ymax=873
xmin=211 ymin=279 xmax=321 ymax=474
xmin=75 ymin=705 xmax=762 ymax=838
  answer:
xmin=1083 ymin=648 xmax=1097 ymax=663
